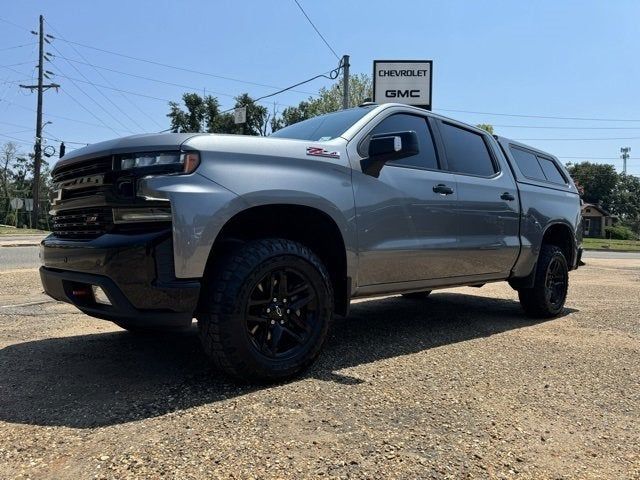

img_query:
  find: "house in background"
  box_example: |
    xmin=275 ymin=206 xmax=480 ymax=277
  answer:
xmin=581 ymin=203 xmax=617 ymax=238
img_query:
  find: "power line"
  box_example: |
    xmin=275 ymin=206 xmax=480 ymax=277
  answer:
xmin=45 ymin=20 xmax=162 ymax=129
xmin=54 ymin=74 xmax=172 ymax=102
xmin=495 ymin=124 xmax=640 ymax=130
xmin=0 ymin=43 xmax=37 ymax=52
xmin=59 ymin=88 xmax=122 ymax=135
xmin=292 ymin=0 xmax=340 ymax=61
xmin=220 ymin=63 xmax=343 ymax=113
xmin=41 ymin=131 xmax=88 ymax=146
xmin=50 ymin=35 xmax=319 ymax=96
xmin=53 ymin=55 xmax=256 ymax=99
xmin=0 ymin=62 xmax=34 ymax=68
xmin=0 ymin=97 xmax=135 ymax=131
xmin=436 ymin=107 xmax=640 ymax=123
xmin=0 ymin=120 xmax=32 ymax=130
xmin=51 ymin=55 xmax=301 ymax=110
xmin=0 ymin=16 xmax=31 ymax=32
xmin=558 ymin=156 xmax=639 ymax=160
xmin=48 ymin=42 xmax=146 ymax=132
xmin=0 ymin=78 xmax=33 ymax=86
xmin=515 ymin=136 xmax=640 ymax=141
xmin=0 ymin=132 xmax=33 ymax=145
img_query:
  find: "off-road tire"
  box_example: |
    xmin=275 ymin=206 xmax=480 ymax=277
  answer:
xmin=401 ymin=291 xmax=432 ymax=299
xmin=518 ymin=244 xmax=569 ymax=318
xmin=197 ymin=238 xmax=333 ymax=382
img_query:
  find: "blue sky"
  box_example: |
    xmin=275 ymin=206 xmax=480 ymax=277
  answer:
xmin=1 ymin=0 xmax=638 ymax=174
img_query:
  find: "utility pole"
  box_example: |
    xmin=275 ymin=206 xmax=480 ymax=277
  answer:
xmin=341 ymin=54 xmax=350 ymax=109
xmin=620 ymin=147 xmax=631 ymax=174
xmin=19 ymin=15 xmax=59 ymax=228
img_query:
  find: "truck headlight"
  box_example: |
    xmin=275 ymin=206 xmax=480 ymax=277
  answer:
xmin=118 ymin=152 xmax=200 ymax=174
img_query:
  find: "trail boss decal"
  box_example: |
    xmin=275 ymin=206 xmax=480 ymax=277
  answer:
xmin=306 ymin=146 xmax=340 ymax=159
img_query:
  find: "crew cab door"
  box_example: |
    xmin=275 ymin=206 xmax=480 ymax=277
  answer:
xmin=434 ymin=120 xmax=520 ymax=276
xmin=351 ymin=112 xmax=459 ymax=285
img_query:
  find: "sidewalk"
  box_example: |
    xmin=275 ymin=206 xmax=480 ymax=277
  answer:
xmin=0 ymin=234 xmax=47 ymax=247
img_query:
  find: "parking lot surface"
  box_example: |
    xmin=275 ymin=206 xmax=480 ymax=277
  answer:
xmin=0 ymin=258 xmax=638 ymax=479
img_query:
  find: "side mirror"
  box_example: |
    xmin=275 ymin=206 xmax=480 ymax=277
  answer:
xmin=360 ymin=130 xmax=419 ymax=178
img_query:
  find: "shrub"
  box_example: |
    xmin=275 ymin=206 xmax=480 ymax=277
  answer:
xmin=604 ymin=225 xmax=637 ymax=240
xmin=4 ymin=212 xmax=16 ymax=226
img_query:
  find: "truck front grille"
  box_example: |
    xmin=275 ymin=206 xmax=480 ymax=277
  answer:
xmin=51 ymin=207 xmax=113 ymax=239
xmin=52 ymin=156 xmax=112 ymax=183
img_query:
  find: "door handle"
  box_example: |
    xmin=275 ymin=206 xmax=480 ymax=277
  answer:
xmin=433 ymin=184 xmax=454 ymax=195
xmin=500 ymin=192 xmax=515 ymax=201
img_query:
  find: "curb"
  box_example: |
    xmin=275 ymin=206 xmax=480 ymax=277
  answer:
xmin=0 ymin=243 xmax=41 ymax=248
xmin=583 ymin=248 xmax=640 ymax=253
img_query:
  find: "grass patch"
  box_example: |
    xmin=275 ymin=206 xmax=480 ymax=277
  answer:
xmin=583 ymin=237 xmax=640 ymax=251
xmin=0 ymin=226 xmax=49 ymax=235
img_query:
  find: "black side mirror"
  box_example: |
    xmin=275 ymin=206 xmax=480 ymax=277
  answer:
xmin=360 ymin=130 xmax=419 ymax=178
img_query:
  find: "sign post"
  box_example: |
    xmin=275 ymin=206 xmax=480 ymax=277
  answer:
xmin=373 ymin=60 xmax=433 ymax=110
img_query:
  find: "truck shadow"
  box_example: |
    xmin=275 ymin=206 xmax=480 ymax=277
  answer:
xmin=0 ymin=292 xmax=577 ymax=428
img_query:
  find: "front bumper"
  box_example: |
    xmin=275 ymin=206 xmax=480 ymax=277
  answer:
xmin=40 ymin=229 xmax=200 ymax=327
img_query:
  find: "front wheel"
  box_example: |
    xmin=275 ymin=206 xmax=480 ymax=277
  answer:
xmin=197 ymin=239 xmax=333 ymax=382
xmin=518 ymin=245 xmax=569 ymax=318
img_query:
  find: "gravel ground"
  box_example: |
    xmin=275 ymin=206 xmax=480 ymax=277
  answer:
xmin=0 ymin=259 xmax=638 ymax=479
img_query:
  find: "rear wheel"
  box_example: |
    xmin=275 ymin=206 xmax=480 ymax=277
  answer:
xmin=197 ymin=238 xmax=333 ymax=382
xmin=518 ymin=245 xmax=569 ymax=318
xmin=401 ymin=290 xmax=432 ymax=299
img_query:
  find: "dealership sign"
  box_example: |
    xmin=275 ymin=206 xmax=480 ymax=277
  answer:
xmin=373 ymin=60 xmax=433 ymax=110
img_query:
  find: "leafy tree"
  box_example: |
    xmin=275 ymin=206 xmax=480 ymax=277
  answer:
xmin=168 ymin=93 xmax=206 ymax=133
xmin=168 ymin=92 xmax=269 ymax=135
xmin=0 ymin=142 xmax=51 ymax=228
xmin=0 ymin=142 xmax=17 ymax=224
xmin=476 ymin=124 xmax=494 ymax=134
xmin=566 ymin=161 xmax=619 ymax=210
xmin=610 ymin=173 xmax=640 ymax=235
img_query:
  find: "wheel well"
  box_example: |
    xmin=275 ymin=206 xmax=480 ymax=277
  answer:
xmin=542 ymin=223 xmax=574 ymax=267
xmin=207 ymin=205 xmax=349 ymax=316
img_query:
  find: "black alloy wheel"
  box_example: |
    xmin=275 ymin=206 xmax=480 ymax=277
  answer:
xmin=544 ymin=256 xmax=568 ymax=311
xmin=245 ymin=267 xmax=319 ymax=360
xmin=518 ymin=244 xmax=569 ymax=318
xmin=197 ymin=238 xmax=333 ymax=381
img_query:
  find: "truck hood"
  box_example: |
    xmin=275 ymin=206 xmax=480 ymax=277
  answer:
xmin=183 ymin=133 xmax=345 ymax=163
xmin=54 ymin=133 xmax=346 ymax=169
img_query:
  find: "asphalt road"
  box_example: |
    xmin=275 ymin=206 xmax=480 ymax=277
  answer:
xmin=0 ymin=246 xmax=40 ymax=271
xmin=2 ymin=245 xmax=639 ymax=272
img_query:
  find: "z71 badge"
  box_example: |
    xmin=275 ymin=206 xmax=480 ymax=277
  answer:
xmin=306 ymin=146 xmax=340 ymax=159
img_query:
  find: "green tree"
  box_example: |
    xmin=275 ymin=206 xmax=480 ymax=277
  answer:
xmin=168 ymin=92 xmax=270 ymax=135
xmin=168 ymin=93 xmax=206 ymax=133
xmin=476 ymin=124 xmax=494 ymax=134
xmin=566 ymin=161 xmax=619 ymax=210
xmin=610 ymin=173 xmax=640 ymax=235
xmin=1 ymin=142 xmax=17 ymax=224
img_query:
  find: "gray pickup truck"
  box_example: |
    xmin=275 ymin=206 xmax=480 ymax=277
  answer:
xmin=41 ymin=103 xmax=582 ymax=381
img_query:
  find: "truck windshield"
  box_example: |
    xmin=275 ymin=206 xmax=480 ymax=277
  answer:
xmin=270 ymin=106 xmax=375 ymax=141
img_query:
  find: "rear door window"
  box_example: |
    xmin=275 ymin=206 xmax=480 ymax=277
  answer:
xmin=439 ymin=122 xmax=497 ymax=177
xmin=509 ymin=146 xmax=546 ymax=181
xmin=538 ymin=156 xmax=567 ymax=184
